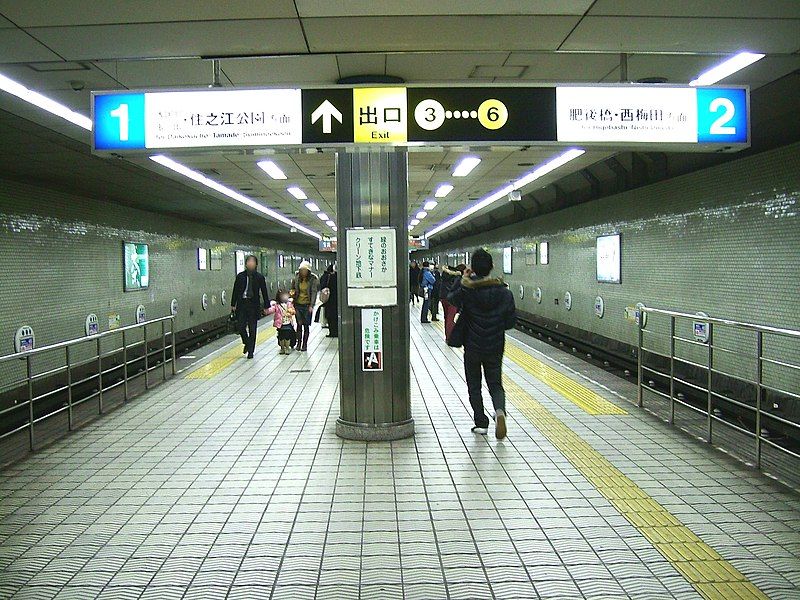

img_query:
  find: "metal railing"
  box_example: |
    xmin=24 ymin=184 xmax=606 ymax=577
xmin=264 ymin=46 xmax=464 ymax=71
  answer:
xmin=0 ymin=315 xmax=176 ymax=451
xmin=637 ymin=306 xmax=800 ymax=471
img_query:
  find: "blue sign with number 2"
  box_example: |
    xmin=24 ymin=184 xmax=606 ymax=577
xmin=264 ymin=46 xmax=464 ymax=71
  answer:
xmin=696 ymin=88 xmax=747 ymax=144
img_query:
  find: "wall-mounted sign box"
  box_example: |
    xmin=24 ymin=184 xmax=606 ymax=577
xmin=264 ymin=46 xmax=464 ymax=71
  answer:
xmin=93 ymin=84 xmax=749 ymax=154
xmin=346 ymin=227 xmax=397 ymax=307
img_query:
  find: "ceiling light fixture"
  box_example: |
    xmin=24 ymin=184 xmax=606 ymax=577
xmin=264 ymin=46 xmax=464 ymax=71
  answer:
xmin=256 ymin=160 xmax=286 ymax=179
xmin=689 ymin=51 xmax=765 ymax=86
xmin=426 ymin=148 xmax=585 ymax=238
xmin=410 ymin=219 xmax=420 ymax=226
xmin=452 ymin=156 xmax=481 ymax=177
xmin=305 ymin=202 xmax=320 ymax=212
xmin=423 ymin=200 xmax=438 ymax=211
xmin=149 ymin=155 xmax=320 ymax=239
xmin=317 ymin=212 xmax=329 ymax=221
xmin=435 ymin=183 xmax=454 ymax=197
xmin=0 ymin=72 xmax=92 ymax=130
xmin=326 ymin=220 xmax=335 ymax=227
xmin=415 ymin=211 xmax=428 ymax=220
xmin=287 ymin=186 xmax=307 ymax=200
xmin=332 ymin=226 xmax=338 ymax=231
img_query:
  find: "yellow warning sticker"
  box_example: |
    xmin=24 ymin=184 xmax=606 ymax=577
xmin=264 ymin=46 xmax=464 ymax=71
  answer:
xmin=353 ymin=87 xmax=407 ymax=143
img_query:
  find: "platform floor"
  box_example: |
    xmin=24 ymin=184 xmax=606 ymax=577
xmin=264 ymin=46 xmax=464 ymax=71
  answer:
xmin=0 ymin=316 xmax=798 ymax=599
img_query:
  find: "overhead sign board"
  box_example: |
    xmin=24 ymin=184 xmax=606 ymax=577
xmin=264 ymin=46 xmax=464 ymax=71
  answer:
xmin=93 ymin=84 xmax=749 ymax=152
xmin=319 ymin=237 xmax=337 ymax=252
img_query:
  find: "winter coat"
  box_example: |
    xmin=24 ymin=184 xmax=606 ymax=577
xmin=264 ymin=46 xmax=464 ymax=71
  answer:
xmin=264 ymin=300 xmax=295 ymax=329
xmin=447 ymin=275 xmax=516 ymax=354
xmin=290 ymin=271 xmax=319 ymax=306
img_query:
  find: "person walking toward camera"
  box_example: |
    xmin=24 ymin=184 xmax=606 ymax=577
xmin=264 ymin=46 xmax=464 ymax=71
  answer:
xmin=230 ymin=255 xmax=270 ymax=359
xmin=290 ymin=261 xmax=318 ymax=352
xmin=448 ymin=249 xmax=516 ymax=439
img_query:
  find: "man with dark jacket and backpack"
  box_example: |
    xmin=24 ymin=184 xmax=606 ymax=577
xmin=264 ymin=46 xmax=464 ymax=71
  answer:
xmin=447 ymin=248 xmax=516 ymax=439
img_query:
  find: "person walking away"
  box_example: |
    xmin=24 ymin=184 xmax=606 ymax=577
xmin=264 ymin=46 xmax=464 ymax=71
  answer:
xmin=409 ymin=260 xmax=421 ymax=305
xmin=230 ymin=255 xmax=270 ymax=359
xmin=441 ymin=264 xmax=466 ymax=340
xmin=430 ymin=263 xmax=442 ymax=322
xmin=419 ymin=261 xmax=436 ymax=323
xmin=323 ymin=265 xmax=339 ymax=338
xmin=448 ymin=249 xmax=516 ymax=439
xmin=290 ymin=261 xmax=319 ymax=352
xmin=265 ymin=290 xmax=296 ymax=355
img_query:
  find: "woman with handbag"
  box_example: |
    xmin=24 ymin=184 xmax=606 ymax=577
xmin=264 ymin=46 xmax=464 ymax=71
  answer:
xmin=320 ymin=264 xmax=338 ymax=338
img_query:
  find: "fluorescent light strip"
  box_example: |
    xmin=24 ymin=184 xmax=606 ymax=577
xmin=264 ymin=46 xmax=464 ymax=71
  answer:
xmin=0 ymin=72 xmax=92 ymax=130
xmin=435 ymin=183 xmax=454 ymax=198
xmin=317 ymin=212 xmax=329 ymax=221
xmin=689 ymin=51 xmax=765 ymax=86
xmin=325 ymin=220 xmax=335 ymax=227
xmin=256 ymin=160 xmax=286 ymax=179
xmin=452 ymin=156 xmax=481 ymax=177
xmin=427 ymin=148 xmax=585 ymax=238
xmin=287 ymin=186 xmax=307 ymax=200
xmin=423 ymin=200 xmax=438 ymax=211
xmin=305 ymin=202 xmax=320 ymax=212
xmin=416 ymin=211 xmax=427 ymax=220
xmin=149 ymin=155 xmax=320 ymax=240
xmin=410 ymin=219 xmax=420 ymax=226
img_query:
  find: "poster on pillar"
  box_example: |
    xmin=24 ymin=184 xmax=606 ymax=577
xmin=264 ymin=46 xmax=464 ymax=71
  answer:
xmin=346 ymin=227 xmax=398 ymax=306
xmin=361 ymin=308 xmax=383 ymax=371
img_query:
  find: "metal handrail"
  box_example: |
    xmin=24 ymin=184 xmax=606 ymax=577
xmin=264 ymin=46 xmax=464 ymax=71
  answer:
xmin=637 ymin=305 xmax=800 ymax=473
xmin=0 ymin=315 xmax=177 ymax=452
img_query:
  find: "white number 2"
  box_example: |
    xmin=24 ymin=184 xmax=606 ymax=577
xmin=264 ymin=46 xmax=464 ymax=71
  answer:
xmin=709 ymin=97 xmax=735 ymax=135
xmin=109 ymin=103 xmax=129 ymax=141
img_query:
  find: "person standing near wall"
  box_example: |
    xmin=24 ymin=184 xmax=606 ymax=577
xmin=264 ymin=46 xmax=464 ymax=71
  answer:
xmin=448 ymin=249 xmax=516 ymax=439
xmin=409 ymin=260 xmax=421 ymax=305
xmin=290 ymin=261 xmax=319 ymax=352
xmin=419 ymin=261 xmax=436 ymax=323
xmin=230 ymin=254 xmax=270 ymax=359
xmin=429 ymin=263 xmax=442 ymax=322
xmin=322 ymin=264 xmax=339 ymax=338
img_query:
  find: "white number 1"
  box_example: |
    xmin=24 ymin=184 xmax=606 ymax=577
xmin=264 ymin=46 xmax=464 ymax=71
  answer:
xmin=709 ymin=97 xmax=735 ymax=135
xmin=109 ymin=103 xmax=129 ymax=141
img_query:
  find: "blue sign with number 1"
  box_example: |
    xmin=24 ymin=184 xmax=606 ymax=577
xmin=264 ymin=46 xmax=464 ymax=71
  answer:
xmin=94 ymin=93 xmax=146 ymax=150
xmin=696 ymin=88 xmax=747 ymax=144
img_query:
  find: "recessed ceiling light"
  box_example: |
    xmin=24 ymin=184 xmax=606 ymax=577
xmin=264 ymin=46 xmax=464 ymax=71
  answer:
xmin=408 ymin=225 xmax=414 ymax=231
xmin=287 ymin=186 xmax=307 ymax=200
xmin=0 ymin=71 xmax=92 ymax=130
xmin=435 ymin=183 xmax=453 ymax=197
xmin=326 ymin=220 xmax=335 ymax=227
xmin=256 ymin=160 xmax=286 ymax=179
xmin=332 ymin=225 xmax=338 ymax=231
xmin=452 ymin=156 xmax=481 ymax=177
xmin=317 ymin=212 xmax=329 ymax=221
xmin=305 ymin=202 xmax=320 ymax=212
xmin=410 ymin=219 xmax=420 ymax=226
xmin=415 ymin=211 xmax=427 ymax=220
xmin=426 ymin=148 xmax=584 ymax=238
xmin=689 ymin=51 xmax=765 ymax=86
xmin=149 ymin=155 xmax=320 ymax=240
xmin=423 ymin=200 xmax=438 ymax=211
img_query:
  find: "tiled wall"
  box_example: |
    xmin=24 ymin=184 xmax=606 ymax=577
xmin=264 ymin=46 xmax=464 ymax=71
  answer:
xmin=425 ymin=142 xmax=800 ymax=391
xmin=0 ymin=177 xmax=328 ymax=386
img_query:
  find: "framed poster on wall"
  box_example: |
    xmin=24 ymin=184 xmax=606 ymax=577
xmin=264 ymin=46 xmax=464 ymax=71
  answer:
xmin=209 ymin=248 xmax=222 ymax=270
xmin=197 ymin=247 xmax=208 ymax=270
xmin=123 ymin=242 xmax=149 ymax=291
xmin=503 ymin=246 xmax=512 ymax=274
xmin=235 ymin=250 xmax=246 ymax=274
xmin=596 ymin=234 xmax=621 ymax=283
xmin=539 ymin=241 xmax=549 ymax=265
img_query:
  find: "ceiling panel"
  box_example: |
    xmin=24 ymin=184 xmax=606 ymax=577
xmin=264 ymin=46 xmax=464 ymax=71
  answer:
xmin=386 ymin=52 xmax=507 ymax=82
xmin=562 ymin=17 xmax=800 ymax=54
xmin=601 ymin=53 xmax=720 ymax=84
xmin=0 ymin=28 xmax=62 ymax=62
xmin=336 ymin=54 xmax=387 ymax=79
xmin=509 ymin=52 xmax=621 ymax=82
xmin=303 ymin=16 xmax=580 ymax=53
xmin=221 ymin=55 xmax=340 ymax=86
xmin=110 ymin=59 xmax=212 ymax=88
xmin=0 ymin=1 xmax=298 ymax=26
xmin=296 ymin=0 xmax=592 ymax=17
xmin=589 ymin=0 xmax=800 ymax=19
xmin=26 ymin=19 xmax=308 ymax=61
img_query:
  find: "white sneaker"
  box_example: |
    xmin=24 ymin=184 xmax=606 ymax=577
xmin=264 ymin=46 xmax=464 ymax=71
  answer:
xmin=495 ymin=410 xmax=507 ymax=440
xmin=471 ymin=426 xmax=488 ymax=435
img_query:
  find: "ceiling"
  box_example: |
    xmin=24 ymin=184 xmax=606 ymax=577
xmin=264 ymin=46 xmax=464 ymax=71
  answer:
xmin=0 ymin=1 xmax=798 ymax=244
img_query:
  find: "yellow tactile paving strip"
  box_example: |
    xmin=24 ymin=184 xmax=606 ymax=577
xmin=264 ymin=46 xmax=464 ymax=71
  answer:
xmin=186 ymin=327 xmax=276 ymax=379
xmin=502 ymin=374 xmax=769 ymax=600
xmin=504 ymin=342 xmax=627 ymax=415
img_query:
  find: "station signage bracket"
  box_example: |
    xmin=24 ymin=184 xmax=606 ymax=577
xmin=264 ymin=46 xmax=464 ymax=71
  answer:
xmin=92 ymin=83 xmax=750 ymax=154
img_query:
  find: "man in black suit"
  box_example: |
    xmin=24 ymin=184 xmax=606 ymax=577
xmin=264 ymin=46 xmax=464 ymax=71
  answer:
xmin=230 ymin=255 xmax=269 ymax=359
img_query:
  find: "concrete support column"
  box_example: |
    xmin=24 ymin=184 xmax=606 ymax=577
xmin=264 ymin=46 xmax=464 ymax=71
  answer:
xmin=335 ymin=149 xmax=413 ymax=441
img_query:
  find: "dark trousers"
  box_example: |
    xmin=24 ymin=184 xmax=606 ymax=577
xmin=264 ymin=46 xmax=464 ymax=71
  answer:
xmin=324 ymin=303 xmax=338 ymax=337
xmin=237 ymin=301 xmax=260 ymax=355
xmin=430 ymin=293 xmax=440 ymax=318
xmin=420 ymin=296 xmax=430 ymax=322
xmin=464 ymin=349 xmax=506 ymax=428
xmin=295 ymin=304 xmax=311 ymax=348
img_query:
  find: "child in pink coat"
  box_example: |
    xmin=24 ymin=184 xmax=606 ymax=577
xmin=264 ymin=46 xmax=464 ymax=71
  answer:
xmin=264 ymin=290 xmax=296 ymax=355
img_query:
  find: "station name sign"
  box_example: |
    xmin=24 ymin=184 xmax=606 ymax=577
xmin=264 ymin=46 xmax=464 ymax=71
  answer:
xmin=93 ymin=84 xmax=749 ymax=152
